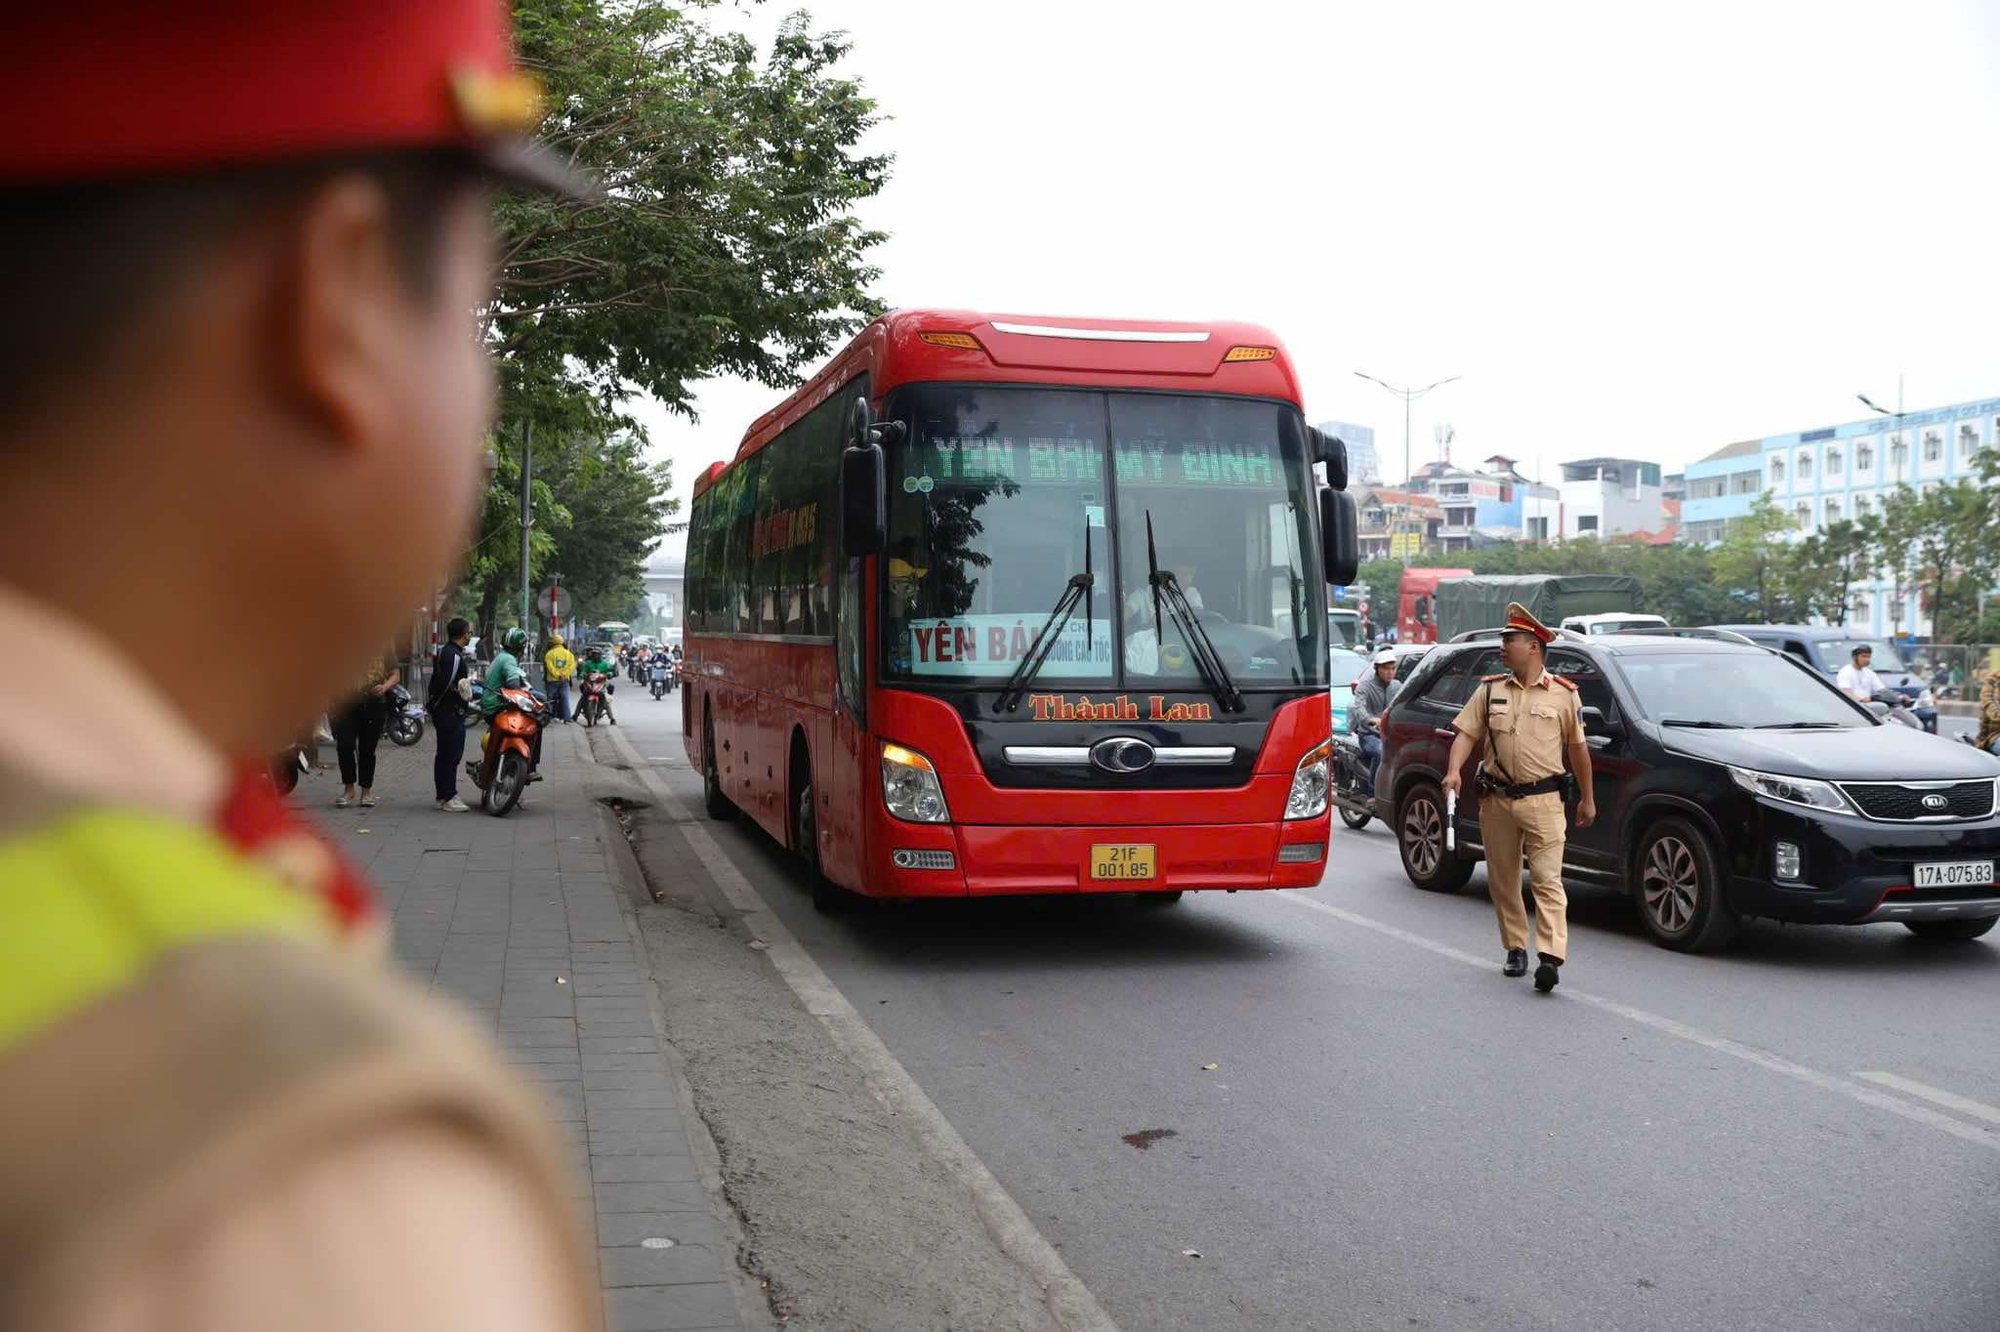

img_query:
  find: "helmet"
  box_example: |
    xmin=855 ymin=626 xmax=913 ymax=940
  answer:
xmin=1372 ymin=648 xmax=1397 ymax=667
xmin=550 ymin=633 xmax=563 ymax=647
xmin=503 ymin=627 xmax=528 ymax=653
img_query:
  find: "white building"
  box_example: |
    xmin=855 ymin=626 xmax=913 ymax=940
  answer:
xmin=1554 ymin=457 xmax=1664 ymax=539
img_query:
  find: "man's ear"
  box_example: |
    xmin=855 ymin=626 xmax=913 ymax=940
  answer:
xmin=278 ymin=175 xmax=403 ymax=452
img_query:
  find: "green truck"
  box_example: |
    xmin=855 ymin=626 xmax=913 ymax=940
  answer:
xmin=1431 ymin=573 xmax=1644 ymax=642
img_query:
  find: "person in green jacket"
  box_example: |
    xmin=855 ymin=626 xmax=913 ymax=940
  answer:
xmin=481 ymin=627 xmax=531 ymax=718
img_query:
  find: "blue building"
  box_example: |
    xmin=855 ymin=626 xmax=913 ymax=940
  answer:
xmin=1683 ymin=395 xmax=2000 ymax=634
xmin=1315 ymin=420 xmax=1379 ymax=484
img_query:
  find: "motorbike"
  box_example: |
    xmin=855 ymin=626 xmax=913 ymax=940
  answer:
xmin=1868 ymin=692 xmax=1923 ymax=731
xmin=384 ymin=682 xmax=426 ymax=747
xmin=1330 ymin=732 xmax=1376 ymax=830
xmin=465 ymin=686 xmax=546 ymax=817
xmin=578 ymin=670 xmax=614 ymax=727
xmin=649 ymin=657 xmax=672 ymax=699
xmin=267 ymin=738 xmax=313 ymax=795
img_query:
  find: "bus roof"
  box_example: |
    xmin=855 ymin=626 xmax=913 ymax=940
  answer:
xmin=690 ymin=308 xmax=1305 ymax=498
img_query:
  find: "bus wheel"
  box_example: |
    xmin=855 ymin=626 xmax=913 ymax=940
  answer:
xmin=793 ymin=753 xmax=844 ymax=914
xmin=702 ymin=711 xmax=732 ymax=821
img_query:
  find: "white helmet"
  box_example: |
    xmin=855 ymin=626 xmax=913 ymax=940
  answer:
xmin=1372 ymin=648 xmax=1397 ymax=667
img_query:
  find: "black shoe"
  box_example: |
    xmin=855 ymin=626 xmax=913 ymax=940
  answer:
xmin=1534 ymin=959 xmax=1561 ymax=993
xmin=1503 ymin=948 xmax=1529 ymax=978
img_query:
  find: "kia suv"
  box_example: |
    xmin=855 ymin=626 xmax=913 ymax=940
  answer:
xmin=1374 ymin=633 xmax=2000 ymax=951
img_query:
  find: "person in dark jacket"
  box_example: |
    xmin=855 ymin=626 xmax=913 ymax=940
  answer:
xmin=428 ymin=618 xmax=475 ymax=812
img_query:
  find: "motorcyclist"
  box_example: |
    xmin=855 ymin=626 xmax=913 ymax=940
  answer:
xmin=1836 ymin=644 xmax=1888 ymax=704
xmin=580 ymin=642 xmax=618 ymax=725
xmin=1976 ymin=666 xmax=2000 ymax=757
xmin=1351 ymin=648 xmax=1401 ymax=794
xmin=479 ymin=627 xmax=544 ymax=779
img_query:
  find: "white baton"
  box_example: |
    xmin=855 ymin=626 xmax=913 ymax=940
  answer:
xmin=1445 ymin=788 xmax=1457 ymax=853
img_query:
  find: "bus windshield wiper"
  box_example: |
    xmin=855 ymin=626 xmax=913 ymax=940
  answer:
xmin=1146 ymin=511 xmax=1243 ymax=714
xmin=996 ymin=512 xmax=1104 ymax=712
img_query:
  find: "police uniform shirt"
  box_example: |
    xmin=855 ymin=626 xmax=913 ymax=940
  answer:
xmin=1451 ymin=670 xmax=1581 ymax=783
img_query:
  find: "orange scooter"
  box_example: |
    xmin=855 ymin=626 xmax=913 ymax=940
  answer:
xmin=467 ymin=686 xmax=547 ymax=816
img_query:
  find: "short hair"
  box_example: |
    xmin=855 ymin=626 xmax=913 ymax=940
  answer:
xmin=446 ymin=616 xmax=471 ymax=640
xmin=0 ymin=150 xmax=483 ymax=427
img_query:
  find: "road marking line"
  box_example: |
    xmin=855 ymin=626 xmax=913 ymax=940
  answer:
xmin=1854 ymin=1072 xmax=2000 ymax=1127
xmin=602 ymin=725 xmax=1121 ymax=1332
xmin=1276 ymin=892 xmax=2000 ymax=1156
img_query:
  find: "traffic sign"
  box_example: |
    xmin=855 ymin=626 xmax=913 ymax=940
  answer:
xmin=536 ymin=584 xmax=562 ymax=617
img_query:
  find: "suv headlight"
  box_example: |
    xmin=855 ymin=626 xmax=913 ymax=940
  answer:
xmin=881 ymin=743 xmax=950 ymax=823
xmin=1728 ymin=765 xmax=1849 ymax=813
xmin=1286 ymin=737 xmax=1334 ymax=820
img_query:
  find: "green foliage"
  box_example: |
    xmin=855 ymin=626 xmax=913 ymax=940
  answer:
xmin=1709 ymin=493 xmax=1799 ymax=622
xmin=455 ymin=0 xmax=890 ymax=638
xmin=1864 ymin=462 xmax=2000 ymax=642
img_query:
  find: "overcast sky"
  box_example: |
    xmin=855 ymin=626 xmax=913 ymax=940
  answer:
xmin=637 ymin=0 xmax=2000 ymax=561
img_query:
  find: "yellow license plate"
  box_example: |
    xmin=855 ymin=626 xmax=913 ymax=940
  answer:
xmin=1090 ymin=843 xmax=1156 ymax=881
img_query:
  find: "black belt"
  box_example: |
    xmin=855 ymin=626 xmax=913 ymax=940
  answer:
xmin=1478 ymin=773 xmax=1564 ymax=800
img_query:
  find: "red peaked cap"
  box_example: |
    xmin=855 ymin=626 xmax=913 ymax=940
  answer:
xmin=1502 ymin=601 xmax=1554 ymax=645
xmin=3 ymin=1 xmax=585 ymax=195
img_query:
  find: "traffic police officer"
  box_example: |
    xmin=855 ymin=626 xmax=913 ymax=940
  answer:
xmin=0 ymin=4 xmax=597 ymax=1327
xmin=1440 ymin=603 xmax=1596 ymax=992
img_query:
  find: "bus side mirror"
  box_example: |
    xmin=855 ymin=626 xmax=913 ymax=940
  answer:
xmin=1305 ymin=428 xmax=1350 ymax=491
xmin=1319 ymin=486 xmax=1359 ymax=587
xmin=842 ymin=443 xmax=885 ymax=557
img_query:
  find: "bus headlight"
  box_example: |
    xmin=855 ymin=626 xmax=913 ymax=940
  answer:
xmin=881 ymin=742 xmax=950 ymax=823
xmin=1286 ymin=737 xmax=1334 ymax=820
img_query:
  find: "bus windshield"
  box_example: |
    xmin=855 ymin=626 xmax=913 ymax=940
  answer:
xmin=881 ymin=385 xmax=1326 ymax=689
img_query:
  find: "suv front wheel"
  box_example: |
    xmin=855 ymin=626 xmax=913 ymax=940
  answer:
xmin=1633 ymin=817 xmax=1739 ymax=952
xmin=1397 ymin=781 xmax=1473 ymax=893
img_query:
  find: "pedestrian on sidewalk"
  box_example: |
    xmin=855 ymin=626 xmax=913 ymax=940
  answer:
xmin=429 ymin=617 xmax=476 ymax=811
xmin=543 ymin=633 xmax=576 ymax=722
xmin=0 ymin=5 xmax=598 ymax=1327
xmin=331 ymin=649 xmax=400 ymax=808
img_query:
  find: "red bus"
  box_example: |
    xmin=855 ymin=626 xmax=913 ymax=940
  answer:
xmin=681 ymin=309 xmax=1358 ymax=907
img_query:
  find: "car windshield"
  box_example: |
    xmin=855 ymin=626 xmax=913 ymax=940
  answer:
xmin=1616 ymin=652 xmax=1869 ymax=728
xmin=880 ymin=385 xmax=1326 ymax=688
xmin=1817 ymin=638 xmax=1907 ymax=672
xmin=1328 ymin=648 xmax=1368 ymax=687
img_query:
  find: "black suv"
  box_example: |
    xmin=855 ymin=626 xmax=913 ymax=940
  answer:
xmin=1375 ymin=632 xmax=2000 ymax=951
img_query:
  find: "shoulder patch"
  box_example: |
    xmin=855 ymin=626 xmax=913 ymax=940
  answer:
xmin=1549 ymin=673 xmax=1580 ymax=691
xmin=1479 ymin=673 xmax=1508 ymax=682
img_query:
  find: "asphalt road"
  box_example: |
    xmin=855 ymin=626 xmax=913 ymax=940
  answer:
xmin=617 ymin=693 xmax=2000 ymax=1332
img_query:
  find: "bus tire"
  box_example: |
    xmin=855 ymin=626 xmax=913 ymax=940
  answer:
xmin=702 ymin=710 xmax=732 ymax=821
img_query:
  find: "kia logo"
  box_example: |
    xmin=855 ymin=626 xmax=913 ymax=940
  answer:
xmin=1921 ymin=794 xmax=1949 ymax=811
xmin=1090 ymin=737 xmax=1157 ymax=774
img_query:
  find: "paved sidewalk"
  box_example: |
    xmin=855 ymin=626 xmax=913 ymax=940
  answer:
xmin=303 ymin=723 xmax=746 ymax=1332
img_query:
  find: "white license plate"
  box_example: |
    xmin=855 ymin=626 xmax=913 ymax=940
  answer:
xmin=1914 ymin=861 xmax=1996 ymax=889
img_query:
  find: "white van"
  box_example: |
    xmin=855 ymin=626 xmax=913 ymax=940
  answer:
xmin=1560 ymin=612 xmax=1670 ymax=636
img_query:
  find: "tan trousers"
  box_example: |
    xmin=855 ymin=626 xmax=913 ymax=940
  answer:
xmin=1480 ymin=792 xmax=1569 ymax=961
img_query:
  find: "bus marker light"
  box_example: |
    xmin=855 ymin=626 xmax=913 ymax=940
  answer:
xmin=1223 ymin=345 xmax=1277 ymax=362
xmin=919 ymin=331 xmax=983 ymax=351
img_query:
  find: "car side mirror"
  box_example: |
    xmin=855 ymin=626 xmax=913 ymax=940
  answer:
xmin=1579 ymin=705 xmax=1622 ymax=737
xmin=1319 ymin=486 xmax=1359 ymax=587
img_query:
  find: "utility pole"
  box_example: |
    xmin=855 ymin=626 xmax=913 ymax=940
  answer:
xmin=1355 ymin=371 xmax=1462 ymax=484
xmin=519 ymin=418 xmax=533 ymax=633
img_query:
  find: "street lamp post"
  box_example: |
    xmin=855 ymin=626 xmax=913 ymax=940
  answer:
xmin=1856 ymin=376 xmax=1906 ymax=635
xmin=1355 ymin=371 xmax=1462 ymax=486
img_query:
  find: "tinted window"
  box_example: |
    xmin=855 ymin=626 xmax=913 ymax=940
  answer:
xmin=684 ymin=490 xmax=709 ymax=633
xmin=1616 ymin=652 xmax=1868 ymax=727
xmin=1547 ymin=649 xmax=1620 ymax=722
